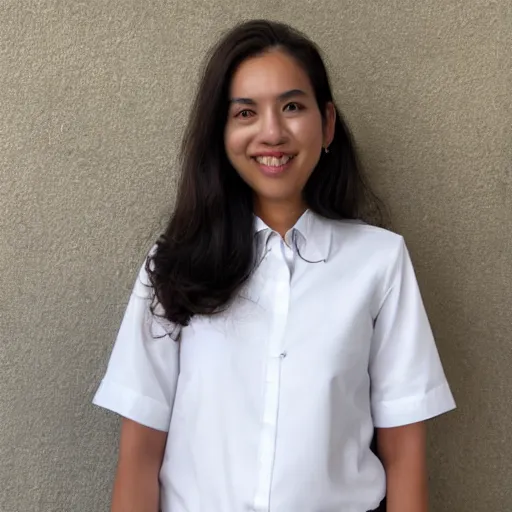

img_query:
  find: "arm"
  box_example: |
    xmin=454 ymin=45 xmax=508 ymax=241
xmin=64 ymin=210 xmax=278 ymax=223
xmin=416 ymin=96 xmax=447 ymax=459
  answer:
xmin=377 ymin=421 xmax=428 ymax=512
xmin=370 ymin=238 xmax=455 ymax=510
xmin=111 ymin=419 xmax=168 ymax=512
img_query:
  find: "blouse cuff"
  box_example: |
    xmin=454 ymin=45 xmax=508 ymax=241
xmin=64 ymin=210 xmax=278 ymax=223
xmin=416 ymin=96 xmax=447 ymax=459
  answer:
xmin=93 ymin=379 xmax=171 ymax=432
xmin=372 ymin=381 xmax=456 ymax=428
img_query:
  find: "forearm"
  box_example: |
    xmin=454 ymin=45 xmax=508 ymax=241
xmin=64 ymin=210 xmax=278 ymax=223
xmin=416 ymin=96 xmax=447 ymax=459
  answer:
xmin=385 ymin=457 xmax=428 ymax=512
xmin=111 ymin=419 xmax=167 ymax=512
xmin=377 ymin=421 xmax=428 ymax=512
xmin=111 ymin=463 xmax=160 ymax=512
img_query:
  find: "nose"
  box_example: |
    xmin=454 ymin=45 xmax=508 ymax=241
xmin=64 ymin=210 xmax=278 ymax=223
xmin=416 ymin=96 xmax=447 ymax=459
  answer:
xmin=258 ymin=109 xmax=287 ymax=146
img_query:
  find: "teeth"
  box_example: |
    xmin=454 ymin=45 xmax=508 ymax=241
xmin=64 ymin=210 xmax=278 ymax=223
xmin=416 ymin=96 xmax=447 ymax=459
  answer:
xmin=255 ymin=155 xmax=292 ymax=167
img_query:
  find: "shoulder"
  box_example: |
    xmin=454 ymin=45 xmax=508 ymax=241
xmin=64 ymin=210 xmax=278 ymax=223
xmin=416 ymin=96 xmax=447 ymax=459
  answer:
xmin=130 ymin=243 xmax=163 ymax=298
xmin=127 ymin=244 xmax=182 ymax=339
xmin=320 ymin=218 xmax=409 ymax=294
xmin=131 ymin=251 xmax=154 ymax=299
xmin=326 ymin=218 xmax=405 ymax=260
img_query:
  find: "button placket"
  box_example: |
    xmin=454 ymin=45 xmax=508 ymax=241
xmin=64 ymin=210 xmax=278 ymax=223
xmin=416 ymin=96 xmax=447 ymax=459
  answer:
xmin=252 ymin=236 xmax=292 ymax=512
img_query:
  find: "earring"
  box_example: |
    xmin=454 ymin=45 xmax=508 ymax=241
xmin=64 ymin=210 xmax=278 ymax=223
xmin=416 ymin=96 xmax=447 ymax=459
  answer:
xmin=324 ymin=146 xmax=330 ymax=154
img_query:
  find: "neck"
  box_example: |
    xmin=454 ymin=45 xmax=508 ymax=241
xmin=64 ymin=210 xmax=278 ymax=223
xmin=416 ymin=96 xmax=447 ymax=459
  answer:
xmin=254 ymin=198 xmax=307 ymax=238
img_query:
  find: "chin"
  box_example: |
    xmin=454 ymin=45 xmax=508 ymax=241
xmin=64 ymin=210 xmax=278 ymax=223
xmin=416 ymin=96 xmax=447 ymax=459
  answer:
xmin=254 ymin=189 xmax=301 ymax=204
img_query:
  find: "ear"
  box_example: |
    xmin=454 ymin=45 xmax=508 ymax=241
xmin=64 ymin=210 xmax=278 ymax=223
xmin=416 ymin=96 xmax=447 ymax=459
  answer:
xmin=323 ymin=102 xmax=336 ymax=149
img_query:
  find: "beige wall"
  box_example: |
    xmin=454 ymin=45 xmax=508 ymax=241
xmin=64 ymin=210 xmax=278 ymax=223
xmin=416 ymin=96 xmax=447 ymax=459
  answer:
xmin=1 ymin=1 xmax=510 ymax=510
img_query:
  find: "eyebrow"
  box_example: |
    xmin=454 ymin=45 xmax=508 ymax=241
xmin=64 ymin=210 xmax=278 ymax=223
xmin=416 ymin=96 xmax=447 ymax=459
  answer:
xmin=230 ymin=89 xmax=308 ymax=105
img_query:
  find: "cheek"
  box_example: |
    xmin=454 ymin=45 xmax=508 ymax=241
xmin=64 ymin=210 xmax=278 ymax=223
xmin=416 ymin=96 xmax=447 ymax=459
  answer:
xmin=225 ymin=126 xmax=251 ymax=159
xmin=289 ymin=116 xmax=324 ymax=150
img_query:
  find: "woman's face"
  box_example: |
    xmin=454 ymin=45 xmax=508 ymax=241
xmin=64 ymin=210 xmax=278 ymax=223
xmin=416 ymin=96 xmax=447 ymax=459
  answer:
xmin=224 ymin=50 xmax=335 ymax=212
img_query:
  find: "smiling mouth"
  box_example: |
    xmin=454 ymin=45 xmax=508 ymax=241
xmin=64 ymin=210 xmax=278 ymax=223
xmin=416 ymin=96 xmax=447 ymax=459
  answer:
xmin=252 ymin=154 xmax=295 ymax=177
xmin=254 ymin=155 xmax=294 ymax=167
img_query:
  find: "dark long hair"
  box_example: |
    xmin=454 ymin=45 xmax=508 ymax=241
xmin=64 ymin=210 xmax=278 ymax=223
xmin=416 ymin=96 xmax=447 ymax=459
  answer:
xmin=147 ymin=19 xmax=384 ymax=328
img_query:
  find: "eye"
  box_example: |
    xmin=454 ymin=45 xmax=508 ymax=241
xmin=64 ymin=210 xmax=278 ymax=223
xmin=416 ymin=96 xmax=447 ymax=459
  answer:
xmin=284 ymin=102 xmax=303 ymax=112
xmin=235 ymin=109 xmax=255 ymax=119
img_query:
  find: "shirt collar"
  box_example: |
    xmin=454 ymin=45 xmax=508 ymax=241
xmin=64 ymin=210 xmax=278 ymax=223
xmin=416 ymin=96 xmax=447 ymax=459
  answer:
xmin=254 ymin=209 xmax=332 ymax=262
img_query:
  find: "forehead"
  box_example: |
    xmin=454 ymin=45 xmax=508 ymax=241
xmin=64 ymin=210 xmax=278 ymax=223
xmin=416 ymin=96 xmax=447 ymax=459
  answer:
xmin=229 ymin=50 xmax=314 ymax=99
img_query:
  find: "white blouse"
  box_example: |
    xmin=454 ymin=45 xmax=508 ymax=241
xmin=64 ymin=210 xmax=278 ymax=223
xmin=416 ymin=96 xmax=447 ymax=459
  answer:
xmin=93 ymin=210 xmax=455 ymax=512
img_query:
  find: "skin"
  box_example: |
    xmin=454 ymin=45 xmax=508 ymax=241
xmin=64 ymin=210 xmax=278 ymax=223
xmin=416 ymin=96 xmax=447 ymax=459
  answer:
xmin=224 ymin=49 xmax=335 ymax=236
xmin=111 ymin=419 xmax=167 ymax=512
xmin=110 ymin=49 xmax=429 ymax=512
xmin=377 ymin=422 xmax=429 ymax=512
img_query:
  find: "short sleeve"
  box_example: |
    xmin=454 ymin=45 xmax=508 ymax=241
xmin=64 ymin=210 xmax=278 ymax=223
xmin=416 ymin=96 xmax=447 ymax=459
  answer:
xmin=370 ymin=237 xmax=456 ymax=428
xmin=92 ymin=257 xmax=180 ymax=432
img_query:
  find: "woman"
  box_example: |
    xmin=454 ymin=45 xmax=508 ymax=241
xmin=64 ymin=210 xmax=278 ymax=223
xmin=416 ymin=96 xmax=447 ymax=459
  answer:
xmin=93 ymin=19 xmax=455 ymax=512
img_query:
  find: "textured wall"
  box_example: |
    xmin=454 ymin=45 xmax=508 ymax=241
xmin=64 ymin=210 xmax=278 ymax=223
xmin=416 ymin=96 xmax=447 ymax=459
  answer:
xmin=0 ymin=1 xmax=510 ymax=511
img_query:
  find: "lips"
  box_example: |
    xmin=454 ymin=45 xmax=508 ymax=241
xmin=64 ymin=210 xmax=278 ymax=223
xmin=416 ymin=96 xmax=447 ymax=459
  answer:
xmin=252 ymin=153 xmax=295 ymax=177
